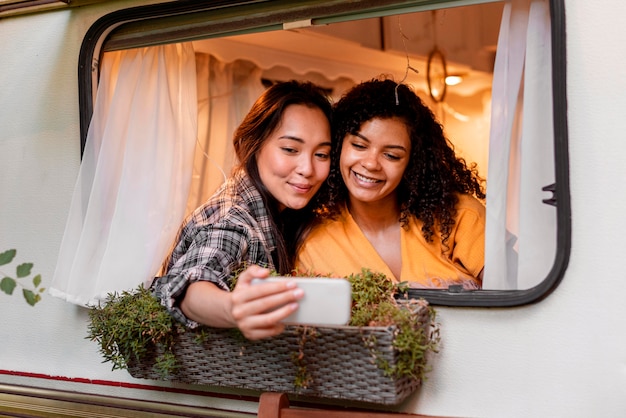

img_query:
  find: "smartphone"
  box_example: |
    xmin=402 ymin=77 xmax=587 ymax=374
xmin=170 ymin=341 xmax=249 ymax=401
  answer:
xmin=251 ymin=277 xmax=352 ymax=326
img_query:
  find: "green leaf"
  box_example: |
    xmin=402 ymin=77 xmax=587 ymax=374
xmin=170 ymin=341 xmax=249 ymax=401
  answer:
xmin=33 ymin=274 xmax=42 ymax=288
xmin=1 ymin=277 xmax=17 ymax=295
xmin=23 ymin=289 xmax=40 ymax=306
xmin=0 ymin=249 xmax=16 ymax=266
xmin=16 ymin=263 xmax=33 ymax=278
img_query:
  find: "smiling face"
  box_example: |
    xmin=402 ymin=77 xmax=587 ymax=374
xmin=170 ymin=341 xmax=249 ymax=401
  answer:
xmin=340 ymin=117 xmax=411 ymax=207
xmin=256 ymin=104 xmax=332 ymax=211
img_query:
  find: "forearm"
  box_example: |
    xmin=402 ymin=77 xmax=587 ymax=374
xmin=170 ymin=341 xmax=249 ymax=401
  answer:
xmin=177 ymin=265 xmax=304 ymax=340
xmin=180 ymin=280 xmax=236 ymax=328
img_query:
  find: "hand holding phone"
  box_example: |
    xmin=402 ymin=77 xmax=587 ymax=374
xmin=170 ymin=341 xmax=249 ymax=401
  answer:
xmin=251 ymin=277 xmax=351 ymax=326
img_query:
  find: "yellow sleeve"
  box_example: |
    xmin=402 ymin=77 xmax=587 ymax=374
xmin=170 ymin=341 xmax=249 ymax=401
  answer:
xmin=450 ymin=195 xmax=486 ymax=279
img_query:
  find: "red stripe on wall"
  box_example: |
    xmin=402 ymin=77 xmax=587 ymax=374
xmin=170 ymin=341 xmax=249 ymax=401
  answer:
xmin=0 ymin=369 xmax=259 ymax=402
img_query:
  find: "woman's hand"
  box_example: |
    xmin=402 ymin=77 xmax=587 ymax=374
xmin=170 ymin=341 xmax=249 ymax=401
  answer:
xmin=229 ymin=265 xmax=304 ymax=340
xmin=180 ymin=265 xmax=303 ymax=340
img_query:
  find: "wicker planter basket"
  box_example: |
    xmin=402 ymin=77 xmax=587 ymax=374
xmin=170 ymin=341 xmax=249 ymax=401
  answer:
xmin=127 ymin=303 xmax=431 ymax=405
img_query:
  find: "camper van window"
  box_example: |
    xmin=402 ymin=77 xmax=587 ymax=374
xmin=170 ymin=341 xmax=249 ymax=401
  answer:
xmin=73 ymin=0 xmax=570 ymax=308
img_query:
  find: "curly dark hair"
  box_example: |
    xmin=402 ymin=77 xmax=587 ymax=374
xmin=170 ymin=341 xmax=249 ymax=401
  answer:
xmin=319 ymin=77 xmax=485 ymax=252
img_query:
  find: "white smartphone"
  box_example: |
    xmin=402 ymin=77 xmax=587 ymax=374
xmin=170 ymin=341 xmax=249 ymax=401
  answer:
xmin=251 ymin=277 xmax=352 ymax=326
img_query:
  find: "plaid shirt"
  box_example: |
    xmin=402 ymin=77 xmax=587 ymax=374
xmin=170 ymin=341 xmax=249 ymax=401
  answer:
xmin=152 ymin=169 xmax=276 ymax=328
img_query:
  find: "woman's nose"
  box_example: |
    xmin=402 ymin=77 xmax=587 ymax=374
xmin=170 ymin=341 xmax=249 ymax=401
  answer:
xmin=361 ymin=153 xmax=380 ymax=171
xmin=296 ymin=155 xmax=314 ymax=177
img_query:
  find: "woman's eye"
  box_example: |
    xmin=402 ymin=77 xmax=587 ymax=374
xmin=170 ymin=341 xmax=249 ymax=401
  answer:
xmin=281 ymin=147 xmax=298 ymax=154
xmin=351 ymin=142 xmax=366 ymax=150
xmin=385 ymin=153 xmax=401 ymax=161
xmin=315 ymin=152 xmax=330 ymax=160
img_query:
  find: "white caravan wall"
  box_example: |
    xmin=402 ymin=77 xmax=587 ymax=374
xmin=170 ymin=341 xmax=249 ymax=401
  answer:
xmin=1 ymin=1 xmax=626 ymax=417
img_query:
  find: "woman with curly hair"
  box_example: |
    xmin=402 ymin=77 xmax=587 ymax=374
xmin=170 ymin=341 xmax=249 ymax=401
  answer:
xmin=296 ymin=77 xmax=486 ymax=289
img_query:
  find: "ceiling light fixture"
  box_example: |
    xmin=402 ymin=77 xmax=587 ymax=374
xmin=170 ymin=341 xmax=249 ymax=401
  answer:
xmin=445 ymin=75 xmax=463 ymax=86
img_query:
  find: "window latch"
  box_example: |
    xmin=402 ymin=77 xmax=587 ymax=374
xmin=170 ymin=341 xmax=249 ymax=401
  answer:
xmin=542 ymin=183 xmax=557 ymax=206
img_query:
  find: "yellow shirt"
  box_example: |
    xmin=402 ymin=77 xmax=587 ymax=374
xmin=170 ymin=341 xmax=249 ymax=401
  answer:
xmin=297 ymin=194 xmax=485 ymax=289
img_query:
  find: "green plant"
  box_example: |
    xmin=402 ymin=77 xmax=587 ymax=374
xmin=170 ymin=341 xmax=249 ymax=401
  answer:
xmin=0 ymin=249 xmax=45 ymax=306
xmin=346 ymin=268 xmax=439 ymax=382
xmin=291 ymin=326 xmax=317 ymax=389
xmin=87 ymin=269 xmax=439 ymax=387
xmin=86 ymin=285 xmax=178 ymax=378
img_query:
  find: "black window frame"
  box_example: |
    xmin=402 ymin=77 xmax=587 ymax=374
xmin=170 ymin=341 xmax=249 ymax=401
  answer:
xmin=77 ymin=0 xmax=570 ymax=308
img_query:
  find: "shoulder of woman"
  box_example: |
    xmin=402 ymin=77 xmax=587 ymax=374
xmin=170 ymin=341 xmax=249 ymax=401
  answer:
xmin=302 ymin=209 xmax=348 ymax=243
xmin=187 ymin=191 xmax=264 ymax=234
xmin=455 ymin=193 xmax=486 ymax=215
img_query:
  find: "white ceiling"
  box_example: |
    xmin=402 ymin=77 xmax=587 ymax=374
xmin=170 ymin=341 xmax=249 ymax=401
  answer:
xmin=193 ymin=1 xmax=503 ymax=98
xmin=306 ymin=2 xmax=503 ymax=71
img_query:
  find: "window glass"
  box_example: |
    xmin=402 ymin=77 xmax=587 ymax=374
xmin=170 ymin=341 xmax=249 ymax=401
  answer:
xmin=78 ymin=0 xmax=570 ymax=307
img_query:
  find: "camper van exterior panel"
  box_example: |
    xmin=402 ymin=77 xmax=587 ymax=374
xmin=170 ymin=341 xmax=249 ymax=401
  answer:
xmin=1 ymin=0 xmax=625 ymax=416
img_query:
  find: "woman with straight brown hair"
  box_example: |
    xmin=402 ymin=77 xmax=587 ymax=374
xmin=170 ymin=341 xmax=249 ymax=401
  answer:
xmin=153 ymin=80 xmax=333 ymax=340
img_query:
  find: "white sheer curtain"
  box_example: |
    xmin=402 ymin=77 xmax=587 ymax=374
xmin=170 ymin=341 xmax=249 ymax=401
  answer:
xmin=483 ymin=0 xmax=556 ymax=290
xmin=50 ymin=43 xmax=198 ymax=306
xmin=186 ymin=54 xmax=264 ymax=216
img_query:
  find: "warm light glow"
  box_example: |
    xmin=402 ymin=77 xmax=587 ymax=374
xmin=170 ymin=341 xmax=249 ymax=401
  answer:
xmin=445 ymin=75 xmax=463 ymax=86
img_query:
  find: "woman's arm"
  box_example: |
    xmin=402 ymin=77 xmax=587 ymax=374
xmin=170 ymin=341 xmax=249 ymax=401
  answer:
xmin=180 ymin=264 xmax=304 ymax=340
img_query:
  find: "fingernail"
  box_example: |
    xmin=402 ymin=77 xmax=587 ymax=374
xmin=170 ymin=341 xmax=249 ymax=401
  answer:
xmin=285 ymin=281 xmax=297 ymax=289
xmin=293 ymin=288 xmax=304 ymax=298
xmin=289 ymin=303 xmax=299 ymax=310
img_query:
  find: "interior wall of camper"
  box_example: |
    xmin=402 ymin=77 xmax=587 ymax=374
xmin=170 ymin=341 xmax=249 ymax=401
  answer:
xmin=185 ymin=3 xmax=498 ymax=215
xmin=1 ymin=0 xmax=625 ymax=417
